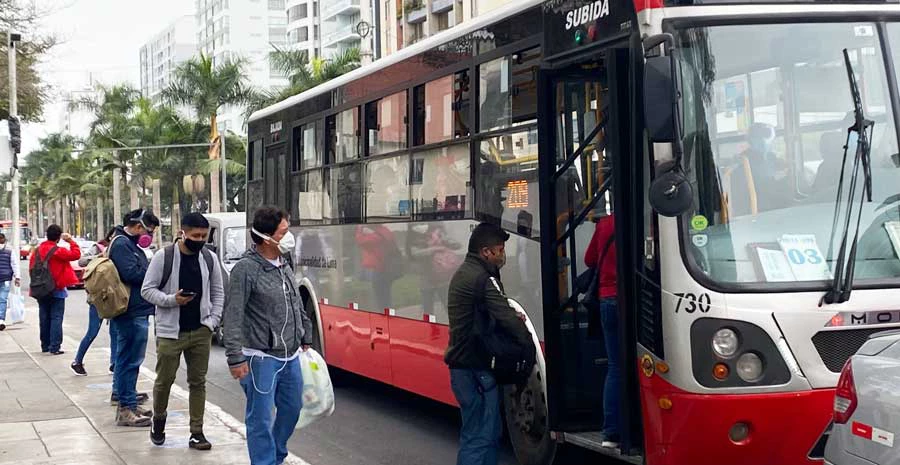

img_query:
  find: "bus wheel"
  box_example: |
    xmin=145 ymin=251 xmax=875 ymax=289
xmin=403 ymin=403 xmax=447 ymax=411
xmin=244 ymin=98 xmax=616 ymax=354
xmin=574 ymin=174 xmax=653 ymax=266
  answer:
xmin=504 ymin=370 xmax=557 ymax=465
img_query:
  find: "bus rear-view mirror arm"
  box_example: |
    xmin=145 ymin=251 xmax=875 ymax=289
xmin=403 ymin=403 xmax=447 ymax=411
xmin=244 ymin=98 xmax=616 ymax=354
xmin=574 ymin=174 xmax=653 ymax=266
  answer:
xmin=643 ymin=33 xmax=693 ymax=217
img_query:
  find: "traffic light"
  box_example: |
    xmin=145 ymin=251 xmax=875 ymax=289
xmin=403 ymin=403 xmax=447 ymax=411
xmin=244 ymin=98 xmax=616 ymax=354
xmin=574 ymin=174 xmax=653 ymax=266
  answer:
xmin=7 ymin=116 xmax=21 ymax=155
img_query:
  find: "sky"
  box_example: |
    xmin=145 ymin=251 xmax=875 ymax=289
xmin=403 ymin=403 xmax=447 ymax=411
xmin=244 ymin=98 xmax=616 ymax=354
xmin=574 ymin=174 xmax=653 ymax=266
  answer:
xmin=20 ymin=0 xmax=195 ymax=154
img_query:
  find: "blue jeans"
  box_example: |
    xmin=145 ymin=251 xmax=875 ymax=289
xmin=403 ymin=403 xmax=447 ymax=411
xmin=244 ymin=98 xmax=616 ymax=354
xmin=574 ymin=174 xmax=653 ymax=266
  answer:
xmin=450 ymin=369 xmax=503 ymax=465
xmin=74 ymin=304 xmax=118 ymax=365
xmin=600 ymin=297 xmax=621 ymax=441
xmin=240 ymin=356 xmax=303 ymax=465
xmin=112 ymin=316 xmax=149 ymax=410
xmin=38 ymin=297 xmax=66 ymax=353
xmin=0 ymin=281 xmax=10 ymax=321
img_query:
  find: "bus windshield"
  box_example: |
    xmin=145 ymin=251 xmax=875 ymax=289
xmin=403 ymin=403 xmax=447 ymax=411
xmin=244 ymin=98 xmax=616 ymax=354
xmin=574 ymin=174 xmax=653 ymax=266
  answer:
xmin=678 ymin=21 xmax=900 ymax=288
xmin=0 ymin=227 xmax=31 ymax=243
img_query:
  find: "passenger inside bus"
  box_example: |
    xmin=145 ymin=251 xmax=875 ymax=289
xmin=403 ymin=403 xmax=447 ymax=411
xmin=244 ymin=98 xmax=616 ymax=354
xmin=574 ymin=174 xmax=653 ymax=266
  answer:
xmin=725 ymin=123 xmax=791 ymax=216
xmin=812 ymin=130 xmax=848 ymax=193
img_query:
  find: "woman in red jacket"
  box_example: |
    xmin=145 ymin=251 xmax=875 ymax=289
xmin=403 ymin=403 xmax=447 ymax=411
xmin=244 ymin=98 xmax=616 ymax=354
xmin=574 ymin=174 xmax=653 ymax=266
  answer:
xmin=584 ymin=213 xmax=620 ymax=449
xmin=29 ymin=225 xmax=81 ymax=355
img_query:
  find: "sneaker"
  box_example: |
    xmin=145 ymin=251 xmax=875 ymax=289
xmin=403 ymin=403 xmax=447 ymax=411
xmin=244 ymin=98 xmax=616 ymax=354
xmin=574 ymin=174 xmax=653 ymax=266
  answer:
xmin=108 ymin=364 xmax=115 ymax=374
xmin=188 ymin=433 xmax=212 ymax=451
xmin=50 ymin=350 xmax=65 ymax=356
xmin=70 ymin=362 xmax=87 ymax=376
xmin=116 ymin=407 xmax=151 ymax=427
xmin=110 ymin=392 xmax=150 ymax=406
xmin=601 ymin=440 xmax=620 ymax=449
xmin=0 ymin=320 xmax=6 ymax=331
xmin=135 ymin=406 xmax=153 ymax=418
xmin=150 ymin=415 xmax=166 ymax=446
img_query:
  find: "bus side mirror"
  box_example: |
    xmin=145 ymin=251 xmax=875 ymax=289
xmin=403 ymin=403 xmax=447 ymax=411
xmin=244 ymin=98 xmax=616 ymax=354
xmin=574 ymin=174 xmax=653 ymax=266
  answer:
xmin=649 ymin=166 xmax=693 ymax=217
xmin=644 ymin=55 xmax=676 ymax=143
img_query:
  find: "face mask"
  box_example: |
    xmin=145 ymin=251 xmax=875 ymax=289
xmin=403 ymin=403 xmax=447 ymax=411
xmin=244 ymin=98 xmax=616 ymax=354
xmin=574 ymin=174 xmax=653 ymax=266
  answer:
xmin=183 ymin=236 xmax=206 ymax=253
xmin=279 ymin=231 xmax=295 ymax=255
xmin=138 ymin=234 xmax=153 ymax=249
xmin=252 ymin=227 xmax=281 ymax=249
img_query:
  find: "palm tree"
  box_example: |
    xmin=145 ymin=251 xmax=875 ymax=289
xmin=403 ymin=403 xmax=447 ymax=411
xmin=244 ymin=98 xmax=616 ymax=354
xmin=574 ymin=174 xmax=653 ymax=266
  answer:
xmin=162 ymin=54 xmax=255 ymax=213
xmin=249 ymin=47 xmax=362 ymax=113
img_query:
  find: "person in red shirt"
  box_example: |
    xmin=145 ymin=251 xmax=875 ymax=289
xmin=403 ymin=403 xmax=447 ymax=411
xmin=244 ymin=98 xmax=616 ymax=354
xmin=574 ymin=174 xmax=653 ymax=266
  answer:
xmin=583 ymin=213 xmax=620 ymax=449
xmin=29 ymin=224 xmax=81 ymax=355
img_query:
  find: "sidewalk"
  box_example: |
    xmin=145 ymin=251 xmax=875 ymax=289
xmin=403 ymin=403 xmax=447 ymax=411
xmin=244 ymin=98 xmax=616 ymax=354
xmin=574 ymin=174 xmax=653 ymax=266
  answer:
xmin=0 ymin=303 xmax=307 ymax=465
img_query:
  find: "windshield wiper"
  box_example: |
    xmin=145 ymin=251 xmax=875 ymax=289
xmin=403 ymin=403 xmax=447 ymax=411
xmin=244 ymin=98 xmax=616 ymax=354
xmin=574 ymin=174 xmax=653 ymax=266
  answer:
xmin=822 ymin=49 xmax=875 ymax=305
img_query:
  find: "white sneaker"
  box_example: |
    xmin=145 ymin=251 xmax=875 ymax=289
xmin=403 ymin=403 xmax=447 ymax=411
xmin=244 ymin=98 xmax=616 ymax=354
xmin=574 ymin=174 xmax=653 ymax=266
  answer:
xmin=601 ymin=440 xmax=619 ymax=449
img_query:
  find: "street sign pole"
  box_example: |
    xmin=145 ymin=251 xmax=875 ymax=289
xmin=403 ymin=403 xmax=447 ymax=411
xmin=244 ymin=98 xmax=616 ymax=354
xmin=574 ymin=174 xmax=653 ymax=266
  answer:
xmin=8 ymin=30 xmax=21 ymax=255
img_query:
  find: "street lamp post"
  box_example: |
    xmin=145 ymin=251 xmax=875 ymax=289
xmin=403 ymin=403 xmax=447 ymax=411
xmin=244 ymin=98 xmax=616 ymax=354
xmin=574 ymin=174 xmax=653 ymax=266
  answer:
xmin=8 ymin=30 xmax=21 ymax=255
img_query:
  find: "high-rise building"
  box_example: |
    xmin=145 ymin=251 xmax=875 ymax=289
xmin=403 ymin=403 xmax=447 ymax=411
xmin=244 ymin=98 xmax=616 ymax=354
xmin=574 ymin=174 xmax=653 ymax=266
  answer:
xmin=286 ymin=0 xmax=319 ymax=60
xmin=321 ymin=0 xmax=378 ymax=62
xmin=381 ymin=0 xmax=511 ymax=57
xmin=139 ymin=16 xmax=197 ymax=102
xmin=195 ymin=0 xmax=291 ymax=134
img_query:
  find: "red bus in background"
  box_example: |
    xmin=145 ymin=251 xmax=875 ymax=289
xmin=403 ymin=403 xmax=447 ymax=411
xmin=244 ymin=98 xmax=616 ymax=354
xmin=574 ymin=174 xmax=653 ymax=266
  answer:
xmin=0 ymin=220 xmax=34 ymax=259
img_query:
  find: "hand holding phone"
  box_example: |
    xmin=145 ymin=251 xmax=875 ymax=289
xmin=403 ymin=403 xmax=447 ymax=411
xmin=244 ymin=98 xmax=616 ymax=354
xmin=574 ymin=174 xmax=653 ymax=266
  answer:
xmin=175 ymin=289 xmax=196 ymax=305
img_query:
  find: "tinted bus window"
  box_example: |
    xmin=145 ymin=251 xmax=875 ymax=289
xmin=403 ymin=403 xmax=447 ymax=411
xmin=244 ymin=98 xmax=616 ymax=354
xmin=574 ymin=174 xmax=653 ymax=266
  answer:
xmin=366 ymin=155 xmax=411 ymax=221
xmin=478 ymin=48 xmax=540 ymax=132
xmin=414 ymin=72 xmax=472 ymax=146
xmin=326 ymin=164 xmax=364 ymax=224
xmin=366 ymin=91 xmax=408 ymax=156
xmin=294 ymin=170 xmax=325 ymax=223
xmin=411 ymin=143 xmax=470 ymax=220
xmin=327 ymin=107 xmax=360 ymax=163
xmin=250 ymin=139 xmax=263 ymax=180
xmin=477 ymin=127 xmax=540 ymax=237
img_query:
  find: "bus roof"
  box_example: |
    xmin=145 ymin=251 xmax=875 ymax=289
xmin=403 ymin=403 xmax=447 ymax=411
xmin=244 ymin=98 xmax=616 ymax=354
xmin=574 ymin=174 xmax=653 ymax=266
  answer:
xmin=248 ymin=0 xmax=543 ymax=123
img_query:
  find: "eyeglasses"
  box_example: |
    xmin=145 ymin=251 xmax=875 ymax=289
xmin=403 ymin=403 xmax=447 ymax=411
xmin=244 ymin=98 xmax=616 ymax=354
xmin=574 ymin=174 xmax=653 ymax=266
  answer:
xmin=135 ymin=209 xmax=155 ymax=235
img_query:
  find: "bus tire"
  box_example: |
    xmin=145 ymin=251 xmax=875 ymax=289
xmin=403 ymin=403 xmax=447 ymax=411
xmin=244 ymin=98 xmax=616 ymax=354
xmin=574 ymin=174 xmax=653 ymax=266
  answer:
xmin=504 ymin=369 xmax=557 ymax=465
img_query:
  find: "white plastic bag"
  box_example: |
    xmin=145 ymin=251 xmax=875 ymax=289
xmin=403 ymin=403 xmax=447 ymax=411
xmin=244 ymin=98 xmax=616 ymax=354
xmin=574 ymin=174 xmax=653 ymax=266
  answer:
xmin=7 ymin=286 xmax=25 ymax=325
xmin=297 ymin=349 xmax=335 ymax=428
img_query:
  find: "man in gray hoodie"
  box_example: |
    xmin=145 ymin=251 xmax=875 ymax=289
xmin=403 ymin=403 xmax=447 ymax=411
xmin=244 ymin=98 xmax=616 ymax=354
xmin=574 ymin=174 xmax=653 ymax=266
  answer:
xmin=223 ymin=206 xmax=313 ymax=465
xmin=141 ymin=213 xmax=224 ymax=450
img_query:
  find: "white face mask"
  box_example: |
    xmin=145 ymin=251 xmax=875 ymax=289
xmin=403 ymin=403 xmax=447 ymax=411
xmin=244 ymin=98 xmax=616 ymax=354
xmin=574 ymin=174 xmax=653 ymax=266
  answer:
xmin=278 ymin=231 xmax=295 ymax=255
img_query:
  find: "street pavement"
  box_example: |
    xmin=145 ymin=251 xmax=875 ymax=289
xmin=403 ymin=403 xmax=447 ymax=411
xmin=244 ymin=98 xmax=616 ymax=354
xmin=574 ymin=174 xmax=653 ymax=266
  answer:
xmin=6 ymin=269 xmax=622 ymax=465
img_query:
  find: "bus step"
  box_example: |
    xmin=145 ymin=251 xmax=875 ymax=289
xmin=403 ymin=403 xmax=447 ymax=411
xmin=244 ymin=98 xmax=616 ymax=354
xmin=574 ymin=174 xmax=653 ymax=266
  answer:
xmin=560 ymin=431 xmax=643 ymax=464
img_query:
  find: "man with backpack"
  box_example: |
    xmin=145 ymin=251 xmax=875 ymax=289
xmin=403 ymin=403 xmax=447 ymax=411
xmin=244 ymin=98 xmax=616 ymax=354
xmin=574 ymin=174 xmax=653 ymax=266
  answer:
xmin=0 ymin=233 xmax=21 ymax=331
xmin=29 ymin=225 xmax=81 ymax=354
xmin=140 ymin=213 xmax=224 ymax=450
xmin=445 ymin=222 xmax=534 ymax=465
xmin=108 ymin=209 xmax=160 ymax=427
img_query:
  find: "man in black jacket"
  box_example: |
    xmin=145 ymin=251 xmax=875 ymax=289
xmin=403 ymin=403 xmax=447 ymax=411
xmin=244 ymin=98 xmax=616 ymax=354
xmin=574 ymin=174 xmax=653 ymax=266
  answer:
xmin=445 ymin=222 xmax=531 ymax=465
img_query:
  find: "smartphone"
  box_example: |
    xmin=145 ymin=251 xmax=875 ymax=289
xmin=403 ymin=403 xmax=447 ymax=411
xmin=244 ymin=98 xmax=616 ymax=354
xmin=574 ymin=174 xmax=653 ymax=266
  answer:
xmin=181 ymin=291 xmax=197 ymax=297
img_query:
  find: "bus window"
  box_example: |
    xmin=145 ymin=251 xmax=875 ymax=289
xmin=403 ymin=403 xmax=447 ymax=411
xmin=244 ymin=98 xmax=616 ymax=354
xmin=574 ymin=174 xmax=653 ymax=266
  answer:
xmin=327 ymin=107 xmax=360 ymax=163
xmin=366 ymin=91 xmax=408 ymax=156
xmin=478 ymin=48 xmax=540 ymax=132
xmin=410 ymin=143 xmax=470 ymax=220
xmin=325 ymin=164 xmax=364 ymax=224
xmin=366 ymin=155 xmax=411 ymax=221
xmin=476 ymin=127 xmax=541 ymax=238
xmin=249 ymin=139 xmax=263 ymax=180
xmin=294 ymin=170 xmax=325 ymax=223
xmin=413 ymin=71 xmax=471 ymax=146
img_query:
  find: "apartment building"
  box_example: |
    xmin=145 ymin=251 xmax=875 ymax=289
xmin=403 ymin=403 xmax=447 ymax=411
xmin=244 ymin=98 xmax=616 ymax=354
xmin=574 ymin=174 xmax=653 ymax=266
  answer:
xmin=321 ymin=0 xmax=378 ymax=61
xmin=381 ymin=0 xmax=510 ymax=56
xmin=139 ymin=16 xmax=197 ymax=102
xmin=195 ymin=0 xmax=291 ymax=133
xmin=286 ymin=0 xmax=320 ymax=59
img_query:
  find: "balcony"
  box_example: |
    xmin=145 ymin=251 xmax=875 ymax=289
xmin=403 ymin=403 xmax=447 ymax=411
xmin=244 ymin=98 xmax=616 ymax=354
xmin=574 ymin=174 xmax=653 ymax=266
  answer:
xmin=322 ymin=0 xmax=360 ymax=21
xmin=405 ymin=1 xmax=427 ymax=23
xmin=323 ymin=28 xmax=361 ymax=48
xmin=431 ymin=0 xmax=453 ymax=14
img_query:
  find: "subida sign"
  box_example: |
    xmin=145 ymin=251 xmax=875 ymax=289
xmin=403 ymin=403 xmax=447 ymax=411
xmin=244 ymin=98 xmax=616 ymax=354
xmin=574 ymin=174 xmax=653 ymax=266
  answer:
xmin=543 ymin=0 xmax=634 ymax=59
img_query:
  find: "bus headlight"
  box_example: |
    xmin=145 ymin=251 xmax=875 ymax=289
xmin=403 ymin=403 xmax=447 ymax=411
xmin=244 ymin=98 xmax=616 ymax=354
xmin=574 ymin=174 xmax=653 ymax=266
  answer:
xmin=736 ymin=352 xmax=764 ymax=382
xmin=712 ymin=328 xmax=739 ymax=357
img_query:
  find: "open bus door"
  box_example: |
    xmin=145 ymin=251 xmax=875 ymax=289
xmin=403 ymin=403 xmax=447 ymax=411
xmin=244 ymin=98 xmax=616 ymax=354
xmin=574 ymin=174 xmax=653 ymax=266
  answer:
xmin=537 ymin=44 xmax=644 ymax=461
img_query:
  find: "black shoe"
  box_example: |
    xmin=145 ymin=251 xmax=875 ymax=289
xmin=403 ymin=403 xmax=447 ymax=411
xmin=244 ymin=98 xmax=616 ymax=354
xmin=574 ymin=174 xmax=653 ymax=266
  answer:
xmin=70 ymin=362 xmax=87 ymax=376
xmin=188 ymin=433 xmax=212 ymax=451
xmin=0 ymin=323 xmax=6 ymax=331
xmin=150 ymin=415 xmax=166 ymax=446
xmin=108 ymin=364 xmax=114 ymax=374
xmin=50 ymin=350 xmax=65 ymax=356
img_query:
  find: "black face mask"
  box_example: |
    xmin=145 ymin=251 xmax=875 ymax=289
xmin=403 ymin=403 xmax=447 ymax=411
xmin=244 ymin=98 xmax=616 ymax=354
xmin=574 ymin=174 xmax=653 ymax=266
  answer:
xmin=184 ymin=239 xmax=206 ymax=253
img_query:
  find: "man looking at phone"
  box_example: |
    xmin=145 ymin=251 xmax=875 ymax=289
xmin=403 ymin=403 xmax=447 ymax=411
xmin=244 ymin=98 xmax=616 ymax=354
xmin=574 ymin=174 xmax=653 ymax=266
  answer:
xmin=141 ymin=213 xmax=225 ymax=450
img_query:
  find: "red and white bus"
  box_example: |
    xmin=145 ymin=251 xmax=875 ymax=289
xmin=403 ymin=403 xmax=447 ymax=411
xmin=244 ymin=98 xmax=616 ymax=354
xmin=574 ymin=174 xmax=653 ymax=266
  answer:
xmin=247 ymin=0 xmax=900 ymax=463
xmin=0 ymin=220 xmax=34 ymax=259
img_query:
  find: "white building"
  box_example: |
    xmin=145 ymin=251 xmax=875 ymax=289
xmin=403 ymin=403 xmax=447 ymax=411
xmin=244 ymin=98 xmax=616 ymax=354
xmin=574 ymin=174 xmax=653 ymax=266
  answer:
xmin=321 ymin=0 xmax=377 ymax=61
xmin=195 ymin=0 xmax=291 ymax=134
xmin=382 ymin=0 xmax=511 ymax=57
xmin=286 ymin=0 xmax=319 ymax=60
xmin=139 ymin=16 xmax=197 ymax=103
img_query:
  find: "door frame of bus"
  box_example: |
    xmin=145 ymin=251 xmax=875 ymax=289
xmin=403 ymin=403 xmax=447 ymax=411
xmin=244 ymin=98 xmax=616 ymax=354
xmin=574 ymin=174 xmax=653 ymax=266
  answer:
xmin=537 ymin=37 xmax=644 ymax=455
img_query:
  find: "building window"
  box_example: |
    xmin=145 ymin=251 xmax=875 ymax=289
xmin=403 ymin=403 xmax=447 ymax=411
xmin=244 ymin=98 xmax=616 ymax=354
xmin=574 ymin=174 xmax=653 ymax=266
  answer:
xmin=478 ymin=47 xmax=540 ymax=132
xmin=287 ymin=4 xmax=308 ymax=21
xmin=413 ymin=71 xmax=471 ymax=146
xmin=435 ymin=11 xmax=450 ymax=32
xmin=268 ymin=0 xmax=285 ymax=10
xmin=289 ymin=27 xmax=309 ymax=43
xmin=366 ymin=91 xmax=407 ymax=156
xmin=326 ymin=108 xmax=360 ymax=163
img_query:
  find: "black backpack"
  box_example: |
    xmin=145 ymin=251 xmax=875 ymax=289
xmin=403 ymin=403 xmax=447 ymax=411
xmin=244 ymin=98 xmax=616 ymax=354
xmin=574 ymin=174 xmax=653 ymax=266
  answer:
xmin=30 ymin=246 xmax=59 ymax=300
xmin=472 ymin=272 xmax=536 ymax=386
xmin=158 ymin=244 xmax=216 ymax=290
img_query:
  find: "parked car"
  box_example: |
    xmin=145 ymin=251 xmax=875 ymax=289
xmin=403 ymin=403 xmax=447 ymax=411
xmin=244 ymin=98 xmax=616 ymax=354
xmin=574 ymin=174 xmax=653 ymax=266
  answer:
xmin=203 ymin=212 xmax=247 ymax=345
xmin=825 ymin=329 xmax=900 ymax=465
xmin=67 ymin=240 xmax=96 ymax=289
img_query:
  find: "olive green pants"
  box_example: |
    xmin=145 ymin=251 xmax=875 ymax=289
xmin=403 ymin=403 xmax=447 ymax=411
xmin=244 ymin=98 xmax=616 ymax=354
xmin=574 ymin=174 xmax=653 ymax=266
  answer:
xmin=153 ymin=326 xmax=212 ymax=434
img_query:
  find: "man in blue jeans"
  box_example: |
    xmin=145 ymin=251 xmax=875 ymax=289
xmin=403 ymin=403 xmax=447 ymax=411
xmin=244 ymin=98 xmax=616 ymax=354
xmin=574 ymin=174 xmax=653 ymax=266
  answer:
xmin=108 ymin=209 xmax=159 ymax=427
xmin=30 ymin=226 xmax=81 ymax=354
xmin=0 ymin=233 xmax=21 ymax=331
xmin=223 ymin=207 xmax=313 ymax=465
xmin=445 ymin=223 xmax=533 ymax=465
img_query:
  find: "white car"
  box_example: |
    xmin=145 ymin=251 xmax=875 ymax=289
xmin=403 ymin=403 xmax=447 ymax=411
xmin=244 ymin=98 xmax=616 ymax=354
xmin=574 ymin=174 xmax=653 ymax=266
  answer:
xmin=825 ymin=329 xmax=900 ymax=465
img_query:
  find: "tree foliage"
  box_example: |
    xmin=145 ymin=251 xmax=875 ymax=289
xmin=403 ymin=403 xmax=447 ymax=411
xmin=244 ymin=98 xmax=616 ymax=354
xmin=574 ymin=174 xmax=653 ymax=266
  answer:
xmin=0 ymin=0 xmax=57 ymax=121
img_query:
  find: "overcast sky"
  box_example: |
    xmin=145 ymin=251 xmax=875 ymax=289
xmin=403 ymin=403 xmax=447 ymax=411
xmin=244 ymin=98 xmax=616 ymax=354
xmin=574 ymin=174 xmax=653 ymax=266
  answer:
xmin=21 ymin=0 xmax=195 ymax=154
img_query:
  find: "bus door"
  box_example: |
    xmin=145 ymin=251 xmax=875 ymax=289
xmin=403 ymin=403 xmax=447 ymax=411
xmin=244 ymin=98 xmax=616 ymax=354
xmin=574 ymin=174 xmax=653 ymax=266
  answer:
xmin=538 ymin=46 xmax=637 ymax=443
xmin=264 ymin=142 xmax=288 ymax=208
